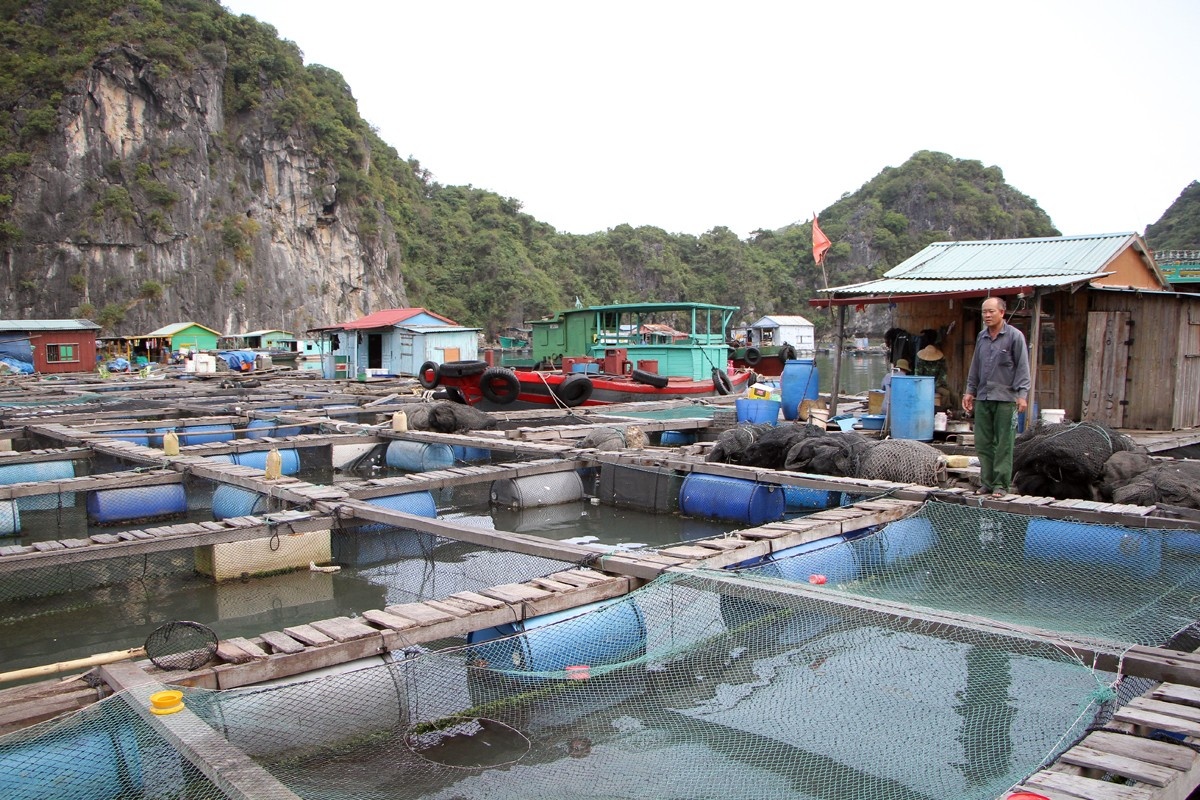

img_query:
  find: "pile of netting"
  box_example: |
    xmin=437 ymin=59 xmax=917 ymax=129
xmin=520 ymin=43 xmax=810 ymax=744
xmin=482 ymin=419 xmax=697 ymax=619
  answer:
xmin=1013 ymin=421 xmax=1143 ymax=500
xmin=1100 ymin=451 xmax=1200 ymax=510
xmin=0 ymin=562 xmax=1126 ymax=800
xmin=707 ymin=422 xmax=947 ymax=486
xmin=404 ymin=402 xmax=496 ymax=434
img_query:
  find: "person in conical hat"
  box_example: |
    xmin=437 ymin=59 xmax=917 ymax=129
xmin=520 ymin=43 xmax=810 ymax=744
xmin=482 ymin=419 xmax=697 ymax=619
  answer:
xmin=915 ymin=333 xmax=958 ymax=410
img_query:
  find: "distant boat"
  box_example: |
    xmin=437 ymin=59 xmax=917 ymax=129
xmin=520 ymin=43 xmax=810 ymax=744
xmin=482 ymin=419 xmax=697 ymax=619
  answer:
xmin=424 ymin=302 xmax=753 ymax=408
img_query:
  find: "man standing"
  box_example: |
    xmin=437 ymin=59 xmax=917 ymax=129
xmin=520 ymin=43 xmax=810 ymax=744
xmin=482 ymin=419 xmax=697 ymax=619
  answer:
xmin=962 ymin=297 xmax=1030 ymax=496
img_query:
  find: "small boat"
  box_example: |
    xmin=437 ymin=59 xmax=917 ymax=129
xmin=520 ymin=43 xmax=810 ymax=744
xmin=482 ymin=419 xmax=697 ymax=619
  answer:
xmin=728 ymin=342 xmax=800 ymax=377
xmin=727 ymin=316 xmax=815 ymax=377
xmin=423 ymin=302 xmax=753 ymax=408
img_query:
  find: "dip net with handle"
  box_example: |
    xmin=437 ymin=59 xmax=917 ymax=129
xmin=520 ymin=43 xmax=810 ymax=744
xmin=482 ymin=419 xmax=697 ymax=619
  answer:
xmin=4 ymin=500 xmax=1199 ymax=800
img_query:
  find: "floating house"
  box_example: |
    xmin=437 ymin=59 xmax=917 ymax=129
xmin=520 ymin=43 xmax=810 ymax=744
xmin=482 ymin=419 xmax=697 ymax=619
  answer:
xmin=311 ymin=308 xmax=480 ymax=379
xmin=116 ymin=322 xmax=222 ymax=364
xmin=219 ymin=329 xmax=296 ymax=352
xmin=816 ymin=232 xmax=1200 ymax=431
xmin=735 ymin=315 xmax=816 ymax=352
xmin=0 ymin=319 xmax=99 ymax=374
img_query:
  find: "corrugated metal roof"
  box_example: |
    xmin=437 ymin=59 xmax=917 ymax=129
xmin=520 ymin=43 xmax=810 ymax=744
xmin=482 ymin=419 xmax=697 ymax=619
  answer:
xmin=0 ymin=319 xmax=99 ymax=331
xmin=881 ymin=232 xmax=1140 ymax=280
xmin=144 ymin=322 xmax=222 ymax=337
xmin=240 ymin=329 xmax=293 ymax=337
xmin=827 ymin=274 xmax=1103 ymax=296
xmin=753 ymin=315 xmax=814 ymax=327
xmin=395 ymin=325 xmax=480 ymax=334
xmin=342 ymin=307 xmax=458 ymax=330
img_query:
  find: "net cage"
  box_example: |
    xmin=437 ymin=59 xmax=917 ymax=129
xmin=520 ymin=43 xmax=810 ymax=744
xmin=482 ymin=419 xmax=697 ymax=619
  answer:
xmin=0 ymin=564 xmax=1145 ymax=800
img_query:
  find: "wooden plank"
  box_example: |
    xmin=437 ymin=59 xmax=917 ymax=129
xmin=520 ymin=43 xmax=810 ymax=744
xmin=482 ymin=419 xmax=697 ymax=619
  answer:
xmin=479 ymin=583 xmax=554 ymax=604
xmin=1057 ymin=743 xmax=1176 ymax=786
xmin=1086 ymin=730 xmax=1196 ymax=771
xmin=258 ymin=631 xmax=306 ymax=655
xmin=1126 ymin=696 xmax=1200 ymax=724
xmin=309 ymin=616 xmax=379 ymax=642
xmin=447 ymin=591 xmax=508 ymax=611
xmin=529 ymin=577 xmax=576 ymax=592
xmin=382 ymin=602 xmax=459 ymax=627
xmin=1153 ymin=683 xmax=1200 ymax=708
xmin=361 ymin=609 xmax=420 ymax=631
xmin=1023 ymin=771 xmax=1153 ymax=800
xmin=424 ymin=600 xmax=472 ymax=618
xmin=281 ymin=624 xmax=335 ymax=647
xmin=1112 ymin=705 xmax=1200 ymax=737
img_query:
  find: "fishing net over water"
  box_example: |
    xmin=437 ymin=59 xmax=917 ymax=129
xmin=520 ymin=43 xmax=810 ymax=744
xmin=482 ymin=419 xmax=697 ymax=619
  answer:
xmin=5 ymin=500 xmax=1199 ymax=800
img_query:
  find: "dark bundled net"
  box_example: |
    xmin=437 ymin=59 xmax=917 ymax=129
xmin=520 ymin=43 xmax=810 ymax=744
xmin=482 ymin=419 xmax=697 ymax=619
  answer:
xmin=855 ymin=438 xmax=948 ymax=486
xmin=704 ymin=423 xmax=777 ymax=464
xmin=1112 ymin=460 xmax=1200 ymax=509
xmin=405 ymin=402 xmax=497 ymax=434
xmin=784 ymin=430 xmax=877 ymax=477
xmin=736 ymin=423 xmax=826 ymax=470
xmin=579 ymin=426 xmax=647 ymax=451
xmin=1013 ymin=422 xmax=1141 ymax=499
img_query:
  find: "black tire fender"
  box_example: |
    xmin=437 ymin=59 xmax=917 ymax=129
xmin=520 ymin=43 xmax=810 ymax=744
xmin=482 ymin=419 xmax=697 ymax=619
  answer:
xmin=779 ymin=344 xmax=797 ymax=361
xmin=743 ymin=347 xmax=762 ymax=366
xmin=631 ymin=368 xmax=669 ymax=389
xmin=438 ymin=360 xmax=488 ymax=378
xmin=417 ymin=360 xmax=440 ymax=389
xmin=479 ymin=367 xmax=521 ymax=405
xmin=712 ymin=368 xmax=733 ymax=395
xmin=553 ymin=374 xmax=594 ymax=407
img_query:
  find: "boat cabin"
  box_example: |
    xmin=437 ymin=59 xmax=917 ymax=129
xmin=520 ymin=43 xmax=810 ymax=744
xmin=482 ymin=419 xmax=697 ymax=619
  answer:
xmin=529 ymin=302 xmax=736 ymax=381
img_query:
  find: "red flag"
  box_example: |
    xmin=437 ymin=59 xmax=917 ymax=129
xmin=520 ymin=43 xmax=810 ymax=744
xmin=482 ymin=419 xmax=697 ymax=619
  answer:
xmin=812 ymin=214 xmax=831 ymax=266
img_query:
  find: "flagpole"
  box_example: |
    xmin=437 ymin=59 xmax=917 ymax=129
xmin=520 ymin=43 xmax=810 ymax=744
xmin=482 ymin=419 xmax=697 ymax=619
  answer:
xmin=830 ymin=304 xmax=845 ymax=418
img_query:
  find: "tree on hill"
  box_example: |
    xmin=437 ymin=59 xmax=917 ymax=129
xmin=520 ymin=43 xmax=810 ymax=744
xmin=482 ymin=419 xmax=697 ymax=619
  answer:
xmin=1145 ymin=181 xmax=1200 ymax=252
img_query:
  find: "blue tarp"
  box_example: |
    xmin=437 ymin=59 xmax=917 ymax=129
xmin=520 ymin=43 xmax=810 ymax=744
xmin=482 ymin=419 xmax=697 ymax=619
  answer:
xmin=216 ymin=350 xmax=256 ymax=371
xmin=0 ymin=334 xmax=33 ymax=364
xmin=107 ymin=357 xmax=131 ymax=372
xmin=0 ymin=357 xmax=34 ymax=374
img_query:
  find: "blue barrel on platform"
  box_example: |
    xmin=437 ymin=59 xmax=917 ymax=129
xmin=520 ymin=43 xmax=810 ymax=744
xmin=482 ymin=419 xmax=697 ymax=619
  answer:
xmin=679 ymin=474 xmax=785 ymax=525
xmin=87 ymin=484 xmax=187 ymax=524
xmin=234 ymin=449 xmax=301 ymax=475
xmin=358 ymin=490 xmax=438 ymax=535
xmin=889 ymin=375 xmax=935 ymax=441
xmin=212 ymin=485 xmax=269 ymax=520
xmin=385 ymin=440 xmax=455 ymax=472
xmin=246 ymin=419 xmax=304 ymax=439
xmin=0 ymin=461 xmax=77 ymax=511
xmin=780 ymin=359 xmax=819 ymax=421
xmin=865 ymin=516 xmax=938 ymax=569
xmin=466 ymin=597 xmax=646 ymax=674
xmin=0 ymin=500 xmax=18 ymax=536
xmin=0 ymin=721 xmax=162 ymax=800
xmin=735 ymin=398 xmax=781 ymax=425
xmin=1024 ymin=518 xmax=1162 ymax=579
xmin=179 ymin=424 xmax=235 ymax=446
xmin=106 ymin=428 xmax=149 ymax=447
xmin=452 ymin=445 xmax=491 ymax=463
xmin=783 ymin=485 xmax=843 ymax=511
xmin=760 ymin=536 xmax=861 ymax=585
xmin=659 ymin=430 xmax=697 ymax=446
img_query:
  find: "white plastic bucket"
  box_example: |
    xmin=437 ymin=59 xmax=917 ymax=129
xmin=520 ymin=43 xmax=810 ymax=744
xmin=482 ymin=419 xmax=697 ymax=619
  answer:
xmin=934 ymin=411 xmax=947 ymax=432
xmin=1040 ymin=408 xmax=1067 ymax=424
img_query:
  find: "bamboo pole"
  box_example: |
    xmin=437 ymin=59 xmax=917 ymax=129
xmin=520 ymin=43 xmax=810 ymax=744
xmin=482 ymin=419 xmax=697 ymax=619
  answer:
xmin=0 ymin=646 xmax=146 ymax=685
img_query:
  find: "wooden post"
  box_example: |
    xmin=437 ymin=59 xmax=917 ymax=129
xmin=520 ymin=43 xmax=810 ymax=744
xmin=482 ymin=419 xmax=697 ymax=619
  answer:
xmin=830 ymin=304 xmax=846 ymax=415
xmin=1026 ymin=290 xmax=1042 ymax=423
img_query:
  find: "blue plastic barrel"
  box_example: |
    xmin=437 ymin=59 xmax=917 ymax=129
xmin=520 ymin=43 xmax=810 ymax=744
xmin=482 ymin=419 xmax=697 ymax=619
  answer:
xmin=889 ymin=375 xmax=935 ymax=441
xmin=759 ymin=536 xmax=861 ymax=585
xmin=212 ymin=485 xmax=269 ymax=520
xmin=467 ymin=597 xmax=646 ymax=674
xmin=1017 ymin=402 xmax=1040 ymax=434
xmin=867 ymin=516 xmax=937 ymax=568
xmin=385 ymin=440 xmax=455 ymax=472
xmin=679 ymin=474 xmax=785 ymax=525
xmin=106 ymin=428 xmax=150 ymax=447
xmin=659 ymin=430 xmax=697 ymax=446
xmin=0 ymin=500 xmax=18 ymax=536
xmin=356 ymin=490 xmax=438 ymax=535
xmin=87 ymin=484 xmax=187 ymax=524
xmin=735 ymin=398 xmax=781 ymax=425
xmin=246 ymin=419 xmax=303 ymax=439
xmin=780 ymin=359 xmax=819 ymax=421
xmin=234 ymin=449 xmax=300 ymax=475
xmin=783 ymin=485 xmax=841 ymax=511
xmin=452 ymin=445 xmax=491 ymax=463
xmin=1024 ymin=518 xmax=1162 ymax=579
xmin=179 ymin=424 xmax=235 ymax=446
xmin=0 ymin=722 xmax=155 ymax=800
xmin=0 ymin=461 xmax=77 ymax=511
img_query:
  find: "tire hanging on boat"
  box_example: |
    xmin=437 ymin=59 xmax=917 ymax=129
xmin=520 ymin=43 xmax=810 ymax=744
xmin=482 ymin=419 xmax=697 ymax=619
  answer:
xmin=554 ymin=374 xmax=594 ymax=407
xmin=779 ymin=344 xmax=797 ymax=361
xmin=479 ymin=367 xmax=521 ymax=405
xmin=417 ymin=360 xmax=440 ymax=389
xmin=631 ymin=368 xmax=669 ymax=389
xmin=712 ymin=368 xmax=733 ymax=395
xmin=438 ymin=360 xmax=488 ymax=378
xmin=743 ymin=347 xmax=762 ymax=366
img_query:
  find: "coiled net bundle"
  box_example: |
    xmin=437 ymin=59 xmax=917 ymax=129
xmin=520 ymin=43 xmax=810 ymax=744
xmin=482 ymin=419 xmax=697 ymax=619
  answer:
xmin=855 ymin=438 xmax=948 ymax=486
xmin=784 ymin=430 xmax=877 ymax=477
xmin=1013 ymin=422 xmax=1142 ymax=499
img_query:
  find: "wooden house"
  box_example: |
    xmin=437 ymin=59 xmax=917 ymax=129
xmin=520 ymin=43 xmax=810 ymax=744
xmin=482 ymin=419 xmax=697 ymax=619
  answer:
xmin=815 ymin=232 xmax=1200 ymax=431
xmin=124 ymin=322 xmax=222 ymax=363
xmin=0 ymin=319 xmax=99 ymax=374
xmin=735 ymin=315 xmax=817 ymax=352
xmin=311 ymin=308 xmax=480 ymax=379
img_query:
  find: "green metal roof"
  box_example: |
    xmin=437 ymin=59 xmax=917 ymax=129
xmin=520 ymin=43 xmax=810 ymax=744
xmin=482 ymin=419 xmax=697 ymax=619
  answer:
xmin=820 ymin=232 xmax=1163 ymax=300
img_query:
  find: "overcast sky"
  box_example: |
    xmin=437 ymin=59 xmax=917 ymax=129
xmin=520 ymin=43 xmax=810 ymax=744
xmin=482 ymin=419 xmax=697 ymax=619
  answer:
xmin=220 ymin=0 xmax=1200 ymax=240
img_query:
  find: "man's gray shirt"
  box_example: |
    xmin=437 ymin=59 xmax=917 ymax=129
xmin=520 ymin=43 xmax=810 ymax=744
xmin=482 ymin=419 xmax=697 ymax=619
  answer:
xmin=965 ymin=322 xmax=1030 ymax=402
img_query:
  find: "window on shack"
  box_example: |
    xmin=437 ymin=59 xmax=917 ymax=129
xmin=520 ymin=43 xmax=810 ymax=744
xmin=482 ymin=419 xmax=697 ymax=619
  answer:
xmin=46 ymin=343 xmax=78 ymax=363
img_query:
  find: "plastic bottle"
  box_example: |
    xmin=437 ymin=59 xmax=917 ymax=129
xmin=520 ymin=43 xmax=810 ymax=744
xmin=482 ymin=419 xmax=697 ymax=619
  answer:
xmin=392 ymin=411 xmax=408 ymax=432
xmin=162 ymin=431 xmax=180 ymax=456
xmin=264 ymin=448 xmax=283 ymax=480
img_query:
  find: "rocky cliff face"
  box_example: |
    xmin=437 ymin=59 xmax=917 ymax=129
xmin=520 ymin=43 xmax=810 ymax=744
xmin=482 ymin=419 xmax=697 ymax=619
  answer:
xmin=2 ymin=44 xmax=406 ymax=335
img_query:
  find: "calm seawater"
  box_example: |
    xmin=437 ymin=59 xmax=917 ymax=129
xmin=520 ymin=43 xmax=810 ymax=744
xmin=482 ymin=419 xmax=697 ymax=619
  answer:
xmin=811 ymin=351 xmax=890 ymax=396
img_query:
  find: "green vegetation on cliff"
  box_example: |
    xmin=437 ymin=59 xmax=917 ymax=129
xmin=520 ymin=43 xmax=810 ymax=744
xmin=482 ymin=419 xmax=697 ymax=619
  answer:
xmin=1145 ymin=181 xmax=1200 ymax=252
